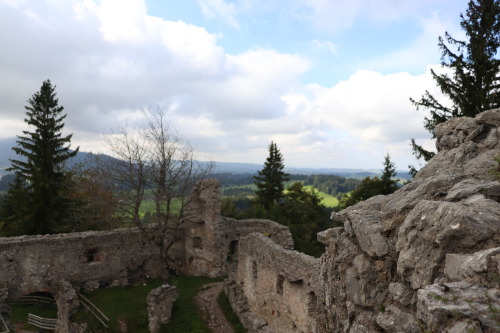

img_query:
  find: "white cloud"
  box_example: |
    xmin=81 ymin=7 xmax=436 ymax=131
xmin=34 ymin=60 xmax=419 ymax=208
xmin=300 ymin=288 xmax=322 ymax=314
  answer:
xmin=0 ymin=0 xmax=450 ymax=169
xmin=197 ymin=0 xmax=240 ymax=29
xmin=311 ymin=39 xmax=338 ymax=55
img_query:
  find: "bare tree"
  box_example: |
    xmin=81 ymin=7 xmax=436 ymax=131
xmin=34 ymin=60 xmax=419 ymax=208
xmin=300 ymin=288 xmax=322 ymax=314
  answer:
xmin=102 ymin=106 xmax=213 ymax=282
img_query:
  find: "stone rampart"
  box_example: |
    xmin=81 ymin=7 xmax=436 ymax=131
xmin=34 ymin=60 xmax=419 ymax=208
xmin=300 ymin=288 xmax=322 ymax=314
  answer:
xmin=0 ymin=227 xmax=161 ymax=301
xmin=226 ymin=109 xmax=500 ymax=333
xmin=227 ymin=233 xmax=319 ymax=333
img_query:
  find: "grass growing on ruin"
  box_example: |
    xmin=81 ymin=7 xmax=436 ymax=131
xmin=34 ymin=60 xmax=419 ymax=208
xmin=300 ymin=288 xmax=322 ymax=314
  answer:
xmin=10 ymin=300 xmax=58 ymax=331
xmin=217 ymin=290 xmax=248 ymax=333
xmin=72 ymin=279 xmax=163 ymax=332
xmin=162 ymin=275 xmax=224 ymax=333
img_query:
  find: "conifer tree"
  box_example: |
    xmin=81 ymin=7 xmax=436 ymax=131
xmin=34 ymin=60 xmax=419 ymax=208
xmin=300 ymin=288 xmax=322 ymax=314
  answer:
xmin=6 ymin=80 xmax=79 ymax=234
xmin=254 ymin=141 xmax=289 ymax=209
xmin=410 ymin=0 xmax=500 ymax=165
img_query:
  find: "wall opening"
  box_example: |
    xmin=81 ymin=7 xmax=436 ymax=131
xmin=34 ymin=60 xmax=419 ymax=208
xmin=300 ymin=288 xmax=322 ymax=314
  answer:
xmin=307 ymin=291 xmax=317 ymax=315
xmin=276 ymin=275 xmax=284 ymax=295
xmin=10 ymin=292 xmax=58 ymax=329
xmin=85 ymin=248 xmax=99 ymax=263
xmin=227 ymin=240 xmax=238 ymax=261
xmin=193 ymin=237 xmax=203 ymax=249
xmin=252 ymin=260 xmax=258 ymax=281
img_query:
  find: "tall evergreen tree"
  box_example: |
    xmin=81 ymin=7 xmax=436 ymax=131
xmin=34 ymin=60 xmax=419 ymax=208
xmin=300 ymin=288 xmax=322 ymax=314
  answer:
xmin=6 ymin=80 xmax=79 ymax=235
xmin=254 ymin=141 xmax=289 ymax=209
xmin=338 ymin=154 xmax=399 ymax=209
xmin=380 ymin=154 xmax=398 ymax=195
xmin=410 ymin=0 xmax=500 ymax=165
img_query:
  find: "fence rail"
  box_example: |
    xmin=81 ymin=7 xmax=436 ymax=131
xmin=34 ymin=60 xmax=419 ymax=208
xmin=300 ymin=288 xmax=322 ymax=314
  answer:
xmin=0 ymin=313 xmax=10 ymax=333
xmin=17 ymin=295 xmax=56 ymax=304
xmin=27 ymin=313 xmax=57 ymax=330
xmin=78 ymin=293 xmax=110 ymax=329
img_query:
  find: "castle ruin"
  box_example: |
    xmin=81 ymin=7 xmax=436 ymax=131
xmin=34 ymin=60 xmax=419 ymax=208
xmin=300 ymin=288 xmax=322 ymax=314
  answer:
xmin=1 ymin=109 xmax=499 ymax=332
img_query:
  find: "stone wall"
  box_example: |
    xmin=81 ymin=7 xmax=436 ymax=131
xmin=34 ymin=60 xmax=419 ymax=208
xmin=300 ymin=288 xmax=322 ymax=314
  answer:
xmin=0 ymin=227 xmax=161 ymax=332
xmin=317 ymin=109 xmax=500 ymax=332
xmin=181 ymin=178 xmax=294 ymax=277
xmin=226 ymin=233 xmax=319 ymax=333
xmin=0 ymin=177 xmax=294 ymax=332
xmin=1 ymin=110 xmax=499 ymax=333
xmin=227 ymin=109 xmax=500 ymax=333
xmin=147 ymin=284 xmax=178 ymax=333
xmin=0 ymin=228 xmax=161 ymax=301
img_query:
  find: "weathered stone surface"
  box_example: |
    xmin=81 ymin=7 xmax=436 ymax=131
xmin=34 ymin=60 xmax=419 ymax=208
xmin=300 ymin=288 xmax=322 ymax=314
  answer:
xmin=332 ymin=195 xmax=390 ymax=257
xmin=147 ymin=284 xmax=178 ymax=333
xmin=445 ymin=247 xmax=500 ymax=286
xmin=444 ymin=319 xmax=483 ymax=333
xmin=396 ymin=198 xmax=500 ymax=289
xmin=417 ymin=282 xmax=500 ymax=332
xmin=230 ymin=233 xmax=319 ymax=333
xmin=1 ymin=110 xmax=499 ymax=333
xmin=388 ymin=282 xmax=414 ymax=306
xmin=375 ymin=305 xmax=420 ymax=333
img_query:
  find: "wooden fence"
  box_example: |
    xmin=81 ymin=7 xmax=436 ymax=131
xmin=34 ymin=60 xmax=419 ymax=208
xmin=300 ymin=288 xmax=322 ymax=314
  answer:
xmin=78 ymin=293 xmax=110 ymax=329
xmin=27 ymin=313 xmax=57 ymax=330
xmin=0 ymin=313 xmax=10 ymax=333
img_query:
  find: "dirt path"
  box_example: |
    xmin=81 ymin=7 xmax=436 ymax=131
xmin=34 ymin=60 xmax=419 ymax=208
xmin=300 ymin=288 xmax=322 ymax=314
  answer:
xmin=195 ymin=282 xmax=234 ymax=333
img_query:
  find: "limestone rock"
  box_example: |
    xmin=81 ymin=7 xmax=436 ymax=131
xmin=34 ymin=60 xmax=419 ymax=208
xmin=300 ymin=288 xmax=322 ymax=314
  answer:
xmin=417 ymin=282 xmax=500 ymax=332
xmin=445 ymin=247 xmax=500 ymax=286
xmin=396 ymin=199 xmax=500 ymax=289
xmin=375 ymin=305 xmax=420 ymax=333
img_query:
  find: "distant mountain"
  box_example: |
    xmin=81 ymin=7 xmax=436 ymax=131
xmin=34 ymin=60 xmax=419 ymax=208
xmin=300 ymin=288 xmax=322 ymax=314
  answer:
xmin=0 ymin=139 xmax=411 ymax=180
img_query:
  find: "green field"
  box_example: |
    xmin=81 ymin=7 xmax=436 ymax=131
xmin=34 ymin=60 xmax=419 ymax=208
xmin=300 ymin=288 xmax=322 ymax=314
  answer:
xmin=221 ymin=183 xmax=339 ymax=208
xmin=303 ymin=186 xmax=339 ymax=208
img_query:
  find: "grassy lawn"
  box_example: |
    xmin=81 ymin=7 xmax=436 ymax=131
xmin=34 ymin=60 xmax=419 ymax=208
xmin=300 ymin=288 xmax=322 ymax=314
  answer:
xmin=162 ymin=275 xmax=224 ymax=333
xmin=72 ymin=279 xmax=163 ymax=332
xmin=10 ymin=299 xmax=58 ymax=332
xmin=217 ymin=290 xmax=247 ymax=333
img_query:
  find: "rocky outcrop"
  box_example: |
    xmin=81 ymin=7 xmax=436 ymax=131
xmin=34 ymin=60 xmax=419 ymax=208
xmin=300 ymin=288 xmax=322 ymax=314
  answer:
xmin=226 ymin=109 xmax=500 ymax=333
xmin=320 ymin=109 xmax=500 ymax=332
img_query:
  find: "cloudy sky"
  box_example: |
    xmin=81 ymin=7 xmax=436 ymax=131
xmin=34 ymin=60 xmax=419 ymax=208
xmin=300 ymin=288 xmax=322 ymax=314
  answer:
xmin=0 ymin=0 xmax=469 ymax=169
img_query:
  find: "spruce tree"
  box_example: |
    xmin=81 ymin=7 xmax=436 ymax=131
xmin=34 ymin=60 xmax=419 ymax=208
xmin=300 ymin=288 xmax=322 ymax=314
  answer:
xmin=254 ymin=141 xmax=289 ymax=209
xmin=410 ymin=0 xmax=500 ymax=164
xmin=380 ymin=154 xmax=398 ymax=195
xmin=6 ymin=79 xmax=79 ymax=235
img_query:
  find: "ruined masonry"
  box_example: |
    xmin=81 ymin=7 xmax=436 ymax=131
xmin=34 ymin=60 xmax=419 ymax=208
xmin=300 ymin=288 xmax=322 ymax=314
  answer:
xmin=225 ymin=109 xmax=500 ymax=333
xmin=1 ymin=109 xmax=500 ymax=332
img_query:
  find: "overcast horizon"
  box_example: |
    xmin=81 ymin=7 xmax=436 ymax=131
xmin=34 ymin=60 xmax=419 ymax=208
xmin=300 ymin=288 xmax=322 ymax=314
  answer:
xmin=0 ymin=0 xmax=469 ymax=169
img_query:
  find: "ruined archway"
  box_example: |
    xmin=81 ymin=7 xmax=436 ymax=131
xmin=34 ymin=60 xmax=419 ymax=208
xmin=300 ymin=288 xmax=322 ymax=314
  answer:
xmin=10 ymin=291 xmax=58 ymax=331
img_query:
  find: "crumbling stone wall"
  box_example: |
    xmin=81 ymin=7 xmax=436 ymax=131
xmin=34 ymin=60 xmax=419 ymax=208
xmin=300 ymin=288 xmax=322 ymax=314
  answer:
xmin=317 ymin=109 xmax=500 ymax=332
xmin=0 ymin=177 xmax=293 ymax=332
xmin=226 ymin=233 xmax=319 ymax=333
xmin=147 ymin=284 xmax=178 ymax=333
xmin=182 ymin=178 xmax=294 ymax=277
xmin=0 ymin=227 xmax=161 ymax=332
xmin=227 ymin=109 xmax=500 ymax=333
xmin=0 ymin=228 xmax=161 ymax=302
xmin=1 ymin=110 xmax=498 ymax=333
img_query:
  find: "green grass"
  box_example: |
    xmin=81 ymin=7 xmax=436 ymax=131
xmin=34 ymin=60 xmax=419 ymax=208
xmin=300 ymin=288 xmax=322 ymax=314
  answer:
xmin=10 ymin=300 xmax=58 ymax=332
xmin=302 ymin=185 xmax=339 ymax=208
xmin=72 ymin=279 xmax=163 ymax=332
xmin=162 ymin=275 xmax=224 ymax=333
xmin=217 ymin=290 xmax=247 ymax=333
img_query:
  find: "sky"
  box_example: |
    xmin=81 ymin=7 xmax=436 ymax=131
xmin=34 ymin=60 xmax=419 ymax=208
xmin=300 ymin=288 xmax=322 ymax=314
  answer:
xmin=0 ymin=0 xmax=470 ymax=170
